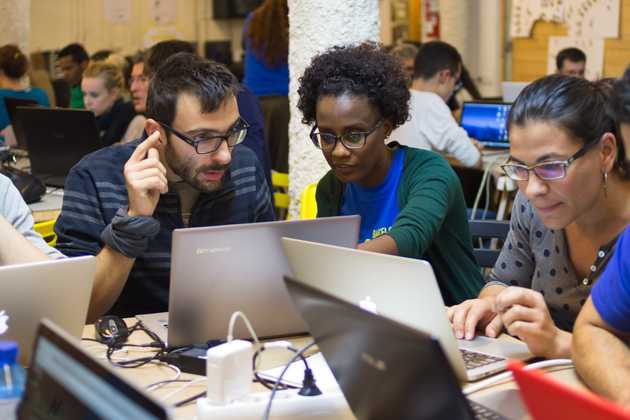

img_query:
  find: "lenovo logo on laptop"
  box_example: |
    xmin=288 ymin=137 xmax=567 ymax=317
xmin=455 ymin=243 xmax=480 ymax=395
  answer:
xmin=195 ymin=246 xmax=232 ymax=255
xmin=0 ymin=310 xmax=9 ymax=335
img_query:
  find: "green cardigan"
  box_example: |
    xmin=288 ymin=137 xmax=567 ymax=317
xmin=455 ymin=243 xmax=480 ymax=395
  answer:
xmin=316 ymin=145 xmax=483 ymax=305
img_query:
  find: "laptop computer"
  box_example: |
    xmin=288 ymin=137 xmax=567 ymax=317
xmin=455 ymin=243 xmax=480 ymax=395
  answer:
xmin=17 ymin=319 xmax=171 ymax=419
xmin=501 ymin=81 xmax=529 ymax=103
xmin=281 ymin=238 xmax=532 ymax=381
xmin=13 ymin=107 xmax=102 ymax=187
xmin=3 ymin=97 xmax=40 ymax=150
xmin=283 ymin=277 xmax=508 ymax=420
xmin=0 ymin=256 xmax=95 ymax=365
xmin=460 ymin=101 xmax=511 ymax=149
xmin=137 ymin=216 xmax=360 ymax=348
xmin=509 ymin=360 xmax=630 ymax=420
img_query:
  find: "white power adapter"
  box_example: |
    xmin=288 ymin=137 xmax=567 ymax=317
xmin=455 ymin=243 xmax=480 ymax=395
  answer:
xmin=206 ymin=339 xmax=253 ymax=405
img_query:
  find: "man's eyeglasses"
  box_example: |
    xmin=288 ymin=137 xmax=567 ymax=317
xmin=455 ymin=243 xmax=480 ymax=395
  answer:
xmin=160 ymin=118 xmax=249 ymax=154
xmin=310 ymin=120 xmax=383 ymax=151
xmin=501 ymin=137 xmax=600 ymax=181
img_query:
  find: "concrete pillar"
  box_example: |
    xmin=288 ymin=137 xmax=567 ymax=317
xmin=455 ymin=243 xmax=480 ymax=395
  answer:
xmin=0 ymin=0 xmax=30 ymax=51
xmin=287 ymin=0 xmax=380 ymax=218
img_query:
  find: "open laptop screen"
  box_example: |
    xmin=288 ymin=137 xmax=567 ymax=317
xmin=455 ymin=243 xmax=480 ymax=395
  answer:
xmin=460 ymin=101 xmax=511 ymax=148
xmin=18 ymin=320 xmax=168 ymax=419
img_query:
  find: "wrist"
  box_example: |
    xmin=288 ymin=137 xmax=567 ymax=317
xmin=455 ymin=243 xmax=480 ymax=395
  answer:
xmin=550 ymin=328 xmax=572 ymax=359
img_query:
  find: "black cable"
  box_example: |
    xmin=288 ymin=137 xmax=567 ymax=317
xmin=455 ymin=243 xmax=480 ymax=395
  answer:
xmin=102 ymin=321 xmax=167 ymax=369
xmin=252 ymin=345 xmax=310 ymax=391
xmin=173 ymin=390 xmax=206 ymax=408
xmin=262 ymin=341 xmax=317 ymax=420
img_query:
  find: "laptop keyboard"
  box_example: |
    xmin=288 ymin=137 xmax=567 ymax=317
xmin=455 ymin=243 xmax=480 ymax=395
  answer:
xmin=469 ymin=400 xmax=508 ymax=420
xmin=460 ymin=348 xmax=505 ymax=370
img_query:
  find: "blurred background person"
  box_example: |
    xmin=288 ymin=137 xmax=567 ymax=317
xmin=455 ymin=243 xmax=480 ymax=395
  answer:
xmin=0 ymin=44 xmax=50 ymax=146
xmin=243 ymin=0 xmax=290 ymax=173
xmin=81 ymin=61 xmax=141 ymax=145
xmin=56 ymin=43 xmax=89 ymax=109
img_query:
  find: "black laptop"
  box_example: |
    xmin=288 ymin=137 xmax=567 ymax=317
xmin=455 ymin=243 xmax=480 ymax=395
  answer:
xmin=13 ymin=107 xmax=102 ymax=187
xmin=3 ymin=97 xmax=40 ymax=150
xmin=17 ymin=319 xmax=170 ymax=419
xmin=283 ymin=276 xmax=507 ymax=420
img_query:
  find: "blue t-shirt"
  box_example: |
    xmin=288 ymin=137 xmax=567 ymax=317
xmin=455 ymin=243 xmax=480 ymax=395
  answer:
xmin=242 ymin=15 xmax=289 ymax=97
xmin=592 ymin=226 xmax=630 ymax=332
xmin=340 ymin=148 xmax=405 ymax=243
xmin=0 ymin=87 xmax=50 ymax=130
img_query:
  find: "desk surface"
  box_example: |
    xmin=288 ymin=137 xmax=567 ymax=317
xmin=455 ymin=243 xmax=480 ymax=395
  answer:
xmin=81 ymin=319 xmax=582 ymax=420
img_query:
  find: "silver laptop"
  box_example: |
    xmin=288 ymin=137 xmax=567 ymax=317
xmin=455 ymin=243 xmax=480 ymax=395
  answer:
xmin=501 ymin=81 xmax=529 ymax=103
xmin=137 ymin=216 xmax=360 ymax=348
xmin=281 ymin=238 xmax=532 ymax=382
xmin=0 ymin=256 xmax=95 ymax=365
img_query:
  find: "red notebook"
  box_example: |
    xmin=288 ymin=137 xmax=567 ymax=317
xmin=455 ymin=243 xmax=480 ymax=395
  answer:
xmin=508 ymin=360 xmax=630 ymax=420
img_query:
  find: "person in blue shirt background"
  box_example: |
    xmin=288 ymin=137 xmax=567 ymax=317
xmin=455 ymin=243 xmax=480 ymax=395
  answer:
xmin=573 ymin=68 xmax=630 ymax=408
xmin=243 ymin=0 xmax=290 ymax=173
xmin=0 ymin=44 xmax=50 ymax=145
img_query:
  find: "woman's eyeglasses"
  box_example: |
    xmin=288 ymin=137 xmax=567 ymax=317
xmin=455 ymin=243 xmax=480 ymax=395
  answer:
xmin=500 ymin=137 xmax=600 ymax=181
xmin=310 ymin=120 xmax=383 ymax=151
xmin=159 ymin=118 xmax=249 ymax=155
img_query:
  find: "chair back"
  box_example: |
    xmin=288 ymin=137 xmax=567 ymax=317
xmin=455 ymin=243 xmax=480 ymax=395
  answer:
xmin=34 ymin=218 xmax=57 ymax=246
xmin=272 ymin=171 xmax=289 ymax=219
xmin=468 ymin=219 xmax=509 ymax=268
xmin=299 ymin=182 xmax=318 ymax=219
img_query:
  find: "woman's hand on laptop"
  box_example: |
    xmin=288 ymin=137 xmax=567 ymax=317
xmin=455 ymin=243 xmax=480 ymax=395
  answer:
xmin=494 ymin=286 xmax=571 ymax=359
xmin=447 ymin=297 xmax=504 ymax=340
xmin=124 ymin=131 xmax=168 ymax=217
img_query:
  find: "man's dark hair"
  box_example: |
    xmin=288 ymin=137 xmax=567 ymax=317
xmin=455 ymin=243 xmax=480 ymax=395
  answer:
xmin=413 ymin=41 xmax=461 ymax=80
xmin=57 ymin=43 xmax=89 ymax=64
xmin=555 ymin=47 xmax=586 ymax=70
xmin=509 ymin=74 xmax=628 ymax=178
xmin=145 ymin=40 xmax=196 ymax=76
xmin=297 ymin=42 xmax=410 ymax=129
xmin=146 ymin=52 xmax=239 ymax=126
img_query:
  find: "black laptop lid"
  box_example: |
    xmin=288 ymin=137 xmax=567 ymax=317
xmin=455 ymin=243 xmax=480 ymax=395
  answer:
xmin=283 ymin=276 xmax=476 ymax=420
xmin=3 ymin=97 xmax=40 ymax=150
xmin=17 ymin=319 xmax=169 ymax=420
xmin=14 ymin=107 xmax=101 ymax=184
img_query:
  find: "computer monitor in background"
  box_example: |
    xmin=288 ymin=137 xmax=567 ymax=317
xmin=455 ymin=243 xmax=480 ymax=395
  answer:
xmin=460 ymin=101 xmax=511 ymax=149
xmin=17 ymin=319 xmax=170 ymax=420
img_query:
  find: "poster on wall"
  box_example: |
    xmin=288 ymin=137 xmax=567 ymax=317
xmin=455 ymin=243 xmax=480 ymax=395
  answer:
xmin=104 ymin=0 xmax=131 ymax=23
xmin=421 ymin=0 xmax=439 ymax=42
xmin=511 ymin=0 xmax=619 ymax=39
xmin=547 ymin=36 xmax=604 ymax=80
xmin=150 ymin=0 xmax=177 ymax=25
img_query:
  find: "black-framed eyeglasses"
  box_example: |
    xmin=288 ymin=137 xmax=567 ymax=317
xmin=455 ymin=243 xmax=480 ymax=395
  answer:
xmin=500 ymin=137 xmax=600 ymax=181
xmin=159 ymin=118 xmax=249 ymax=154
xmin=310 ymin=120 xmax=383 ymax=151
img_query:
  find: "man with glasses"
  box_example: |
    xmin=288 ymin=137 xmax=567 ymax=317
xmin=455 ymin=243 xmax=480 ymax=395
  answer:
xmin=55 ymin=53 xmax=274 ymax=319
xmin=391 ymin=41 xmax=482 ymax=168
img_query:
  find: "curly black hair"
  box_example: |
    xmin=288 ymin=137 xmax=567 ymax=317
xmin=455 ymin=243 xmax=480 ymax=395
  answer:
xmin=297 ymin=42 xmax=410 ymax=129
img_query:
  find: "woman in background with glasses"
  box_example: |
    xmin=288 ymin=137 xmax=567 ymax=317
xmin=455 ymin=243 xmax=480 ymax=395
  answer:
xmin=296 ymin=42 xmax=484 ymax=306
xmin=448 ymin=75 xmax=630 ymax=359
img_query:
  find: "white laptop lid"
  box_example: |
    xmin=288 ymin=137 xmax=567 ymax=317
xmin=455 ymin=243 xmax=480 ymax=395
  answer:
xmin=167 ymin=216 xmax=360 ymax=347
xmin=280 ymin=237 xmax=468 ymax=381
xmin=0 ymin=256 xmax=95 ymax=365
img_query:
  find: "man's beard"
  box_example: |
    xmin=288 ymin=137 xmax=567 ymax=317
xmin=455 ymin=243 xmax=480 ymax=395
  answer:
xmin=165 ymin=145 xmax=228 ymax=193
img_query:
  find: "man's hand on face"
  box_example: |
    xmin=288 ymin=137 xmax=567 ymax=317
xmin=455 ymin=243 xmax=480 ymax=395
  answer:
xmin=124 ymin=131 xmax=168 ymax=217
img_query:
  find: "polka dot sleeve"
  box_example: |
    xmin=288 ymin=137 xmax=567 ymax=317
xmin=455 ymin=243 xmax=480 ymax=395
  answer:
xmin=485 ymin=192 xmax=535 ymax=289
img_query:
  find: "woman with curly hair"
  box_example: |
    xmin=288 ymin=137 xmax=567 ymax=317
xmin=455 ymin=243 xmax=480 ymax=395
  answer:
xmin=297 ymin=42 xmax=484 ymax=305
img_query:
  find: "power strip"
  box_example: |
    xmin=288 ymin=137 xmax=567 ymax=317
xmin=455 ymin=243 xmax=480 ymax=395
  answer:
xmin=196 ymin=389 xmax=356 ymax=419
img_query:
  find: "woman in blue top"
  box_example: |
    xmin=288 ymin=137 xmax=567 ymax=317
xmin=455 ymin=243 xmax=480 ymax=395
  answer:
xmin=243 ymin=0 xmax=289 ymax=172
xmin=0 ymin=45 xmax=50 ymax=145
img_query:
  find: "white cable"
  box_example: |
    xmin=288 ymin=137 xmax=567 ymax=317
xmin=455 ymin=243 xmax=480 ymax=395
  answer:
xmin=162 ymin=377 xmax=206 ymax=401
xmin=227 ymin=311 xmax=261 ymax=346
xmin=463 ymin=358 xmax=573 ymax=396
xmin=145 ymin=363 xmax=182 ymax=391
xmin=470 ymin=156 xmax=497 ymax=221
